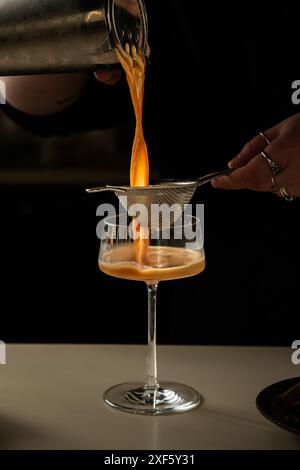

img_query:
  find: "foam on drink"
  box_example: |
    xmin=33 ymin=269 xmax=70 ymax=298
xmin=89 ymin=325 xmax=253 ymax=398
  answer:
xmin=99 ymin=245 xmax=205 ymax=282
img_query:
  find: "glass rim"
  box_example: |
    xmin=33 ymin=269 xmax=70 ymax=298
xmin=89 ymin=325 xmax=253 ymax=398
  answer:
xmin=103 ymin=213 xmax=202 ymax=229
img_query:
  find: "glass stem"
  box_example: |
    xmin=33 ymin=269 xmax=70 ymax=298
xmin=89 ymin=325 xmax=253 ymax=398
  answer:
xmin=145 ymin=282 xmax=159 ymax=389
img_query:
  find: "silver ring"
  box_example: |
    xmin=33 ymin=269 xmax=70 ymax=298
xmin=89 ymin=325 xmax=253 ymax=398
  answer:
xmin=260 ymin=151 xmax=282 ymax=176
xmin=279 ymin=186 xmax=296 ymax=202
xmin=259 ymin=131 xmax=271 ymax=146
xmin=270 ymin=175 xmax=279 ymax=193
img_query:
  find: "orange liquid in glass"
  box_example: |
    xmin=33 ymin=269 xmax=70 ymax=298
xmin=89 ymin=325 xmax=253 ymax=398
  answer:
xmin=100 ymin=245 xmax=205 ymax=282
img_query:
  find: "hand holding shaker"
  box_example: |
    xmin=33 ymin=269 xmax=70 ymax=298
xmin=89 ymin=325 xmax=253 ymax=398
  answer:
xmin=0 ymin=0 xmax=148 ymax=75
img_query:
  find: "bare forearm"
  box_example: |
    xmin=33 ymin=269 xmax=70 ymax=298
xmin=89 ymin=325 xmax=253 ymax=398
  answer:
xmin=1 ymin=73 xmax=87 ymax=115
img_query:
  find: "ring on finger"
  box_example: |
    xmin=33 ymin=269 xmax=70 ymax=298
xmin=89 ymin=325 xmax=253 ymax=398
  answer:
xmin=270 ymin=175 xmax=279 ymax=193
xmin=279 ymin=186 xmax=296 ymax=202
xmin=260 ymin=150 xmax=282 ymax=176
xmin=259 ymin=131 xmax=271 ymax=146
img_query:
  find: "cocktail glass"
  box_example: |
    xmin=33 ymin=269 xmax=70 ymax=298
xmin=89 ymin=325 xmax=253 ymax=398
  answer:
xmin=99 ymin=213 xmax=205 ymax=415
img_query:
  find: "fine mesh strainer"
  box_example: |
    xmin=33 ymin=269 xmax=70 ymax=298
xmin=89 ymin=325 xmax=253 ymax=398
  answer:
xmin=86 ymin=169 xmax=231 ymax=226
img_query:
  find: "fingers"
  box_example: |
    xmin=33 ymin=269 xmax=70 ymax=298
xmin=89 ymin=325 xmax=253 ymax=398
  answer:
xmin=212 ymin=140 xmax=288 ymax=192
xmin=94 ymin=42 xmax=150 ymax=86
xmin=94 ymin=70 xmax=122 ymax=85
xmin=212 ymin=155 xmax=271 ymax=191
xmin=228 ymin=126 xmax=279 ymax=169
xmin=270 ymin=166 xmax=300 ymax=198
xmin=212 ymin=115 xmax=300 ymax=199
xmin=228 ymin=134 xmax=268 ymax=169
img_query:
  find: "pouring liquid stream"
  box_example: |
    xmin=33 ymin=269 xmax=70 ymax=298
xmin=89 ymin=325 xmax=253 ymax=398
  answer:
xmin=116 ymin=44 xmax=149 ymax=265
xmin=114 ymin=44 xmax=205 ymax=280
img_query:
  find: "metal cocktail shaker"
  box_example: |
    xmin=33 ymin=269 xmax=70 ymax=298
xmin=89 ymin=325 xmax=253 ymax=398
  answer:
xmin=0 ymin=0 xmax=148 ymax=75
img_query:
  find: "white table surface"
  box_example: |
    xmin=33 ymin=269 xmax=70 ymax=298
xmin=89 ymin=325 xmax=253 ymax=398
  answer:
xmin=1 ymin=344 xmax=300 ymax=450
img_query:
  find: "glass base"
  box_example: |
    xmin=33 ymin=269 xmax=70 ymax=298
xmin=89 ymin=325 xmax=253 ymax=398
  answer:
xmin=103 ymin=381 xmax=202 ymax=415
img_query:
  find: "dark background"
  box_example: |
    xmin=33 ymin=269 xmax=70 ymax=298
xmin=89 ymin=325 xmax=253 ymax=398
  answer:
xmin=1 ymin=1 xmax=300 ymax=345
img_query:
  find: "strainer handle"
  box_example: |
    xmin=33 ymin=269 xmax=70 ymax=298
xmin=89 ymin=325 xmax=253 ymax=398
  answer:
xmin=196 ymin=169 xmax=232 ymax=187
xmin=85 ymin=186 xmax=126 ymax=194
